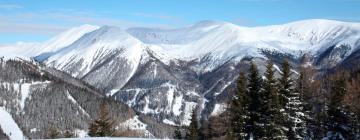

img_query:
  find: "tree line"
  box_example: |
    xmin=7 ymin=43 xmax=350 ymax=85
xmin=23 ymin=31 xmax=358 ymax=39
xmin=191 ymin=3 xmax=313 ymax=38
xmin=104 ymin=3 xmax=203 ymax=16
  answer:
xmin=182 ymin=59 xmax=360 ymax=140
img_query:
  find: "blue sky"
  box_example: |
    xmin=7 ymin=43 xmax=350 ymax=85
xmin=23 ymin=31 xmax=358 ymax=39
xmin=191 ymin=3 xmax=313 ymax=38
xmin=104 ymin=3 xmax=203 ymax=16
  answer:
xmin=0 ymin=0 xmax=359 ymax=44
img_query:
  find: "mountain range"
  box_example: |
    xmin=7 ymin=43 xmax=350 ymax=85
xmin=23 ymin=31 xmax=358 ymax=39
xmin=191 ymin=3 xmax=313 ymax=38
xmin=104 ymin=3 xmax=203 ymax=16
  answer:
xmin=1 ymin=19 xmax=360 ymax=138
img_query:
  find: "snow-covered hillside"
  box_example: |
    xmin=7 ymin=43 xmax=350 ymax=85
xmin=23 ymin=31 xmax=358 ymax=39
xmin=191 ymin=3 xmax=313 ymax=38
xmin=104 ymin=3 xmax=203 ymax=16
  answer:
xmin=4 ymin=19 xmax=360 ymax=74
xmin=2 ymin=19 xmax=360 ymax=127
xmin=56 ymin=138 xmax=159 ymax=140
xmin=45 ymin=26 xmax=143 ymax=77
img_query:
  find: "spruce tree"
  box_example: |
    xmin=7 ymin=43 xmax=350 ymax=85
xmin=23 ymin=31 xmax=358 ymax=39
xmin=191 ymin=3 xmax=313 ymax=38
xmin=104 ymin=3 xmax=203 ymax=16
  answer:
xmin=88 ymin=121 xmax=98 ymax=137
xmin=247 ymin=62 xmax=263 ymax=139
xmin=286 ymin=83 xmax=306 ymax=139
xmin=327 ymin=75 xmax=350 ymax=139
xmin=277 ymin=59 xmax=292 ymax=138
xmin=296 ymin=64 xmax=314 ymax=139
xmin=279 ymin=59 xmax=306 ymax=139
xmin=262 ymin=61 xmax=286 ymax=139
xmin=88 ymin=103 xmax=115 ymax=137
xmin=278 ymin=59 xmax=292 ymax=108
xmin=174 ymin=127 xmax=182 ymax=139
xmin=230 ymin=71 xmax=248 ymax=139
xmin=187 ymin=109 xmax=199 ymax=140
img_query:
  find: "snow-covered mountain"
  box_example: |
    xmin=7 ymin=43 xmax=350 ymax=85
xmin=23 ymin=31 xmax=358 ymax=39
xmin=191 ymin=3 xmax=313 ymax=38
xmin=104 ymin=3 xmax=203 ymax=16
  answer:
xmin=0 ymin=58 xmax=175 ymax=139
xmin=2 ymin=19 xmax=360 ymax=126
xmin=0 ymin=24 xmax=99 ymax=59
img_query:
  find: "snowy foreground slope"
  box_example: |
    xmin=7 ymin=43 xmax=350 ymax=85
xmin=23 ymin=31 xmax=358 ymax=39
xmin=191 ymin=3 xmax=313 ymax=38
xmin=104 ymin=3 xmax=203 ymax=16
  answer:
xmin=2 ymin=19 xmax=360 ymax=127
xmin=54 ymin=138 xmax=159 ymax=140
xmin=0 ymin=107 xmax=25 ymax=140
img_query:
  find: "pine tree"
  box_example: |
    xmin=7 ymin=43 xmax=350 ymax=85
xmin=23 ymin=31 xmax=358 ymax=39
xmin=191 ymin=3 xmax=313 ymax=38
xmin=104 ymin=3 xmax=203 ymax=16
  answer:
xmin=279 ymin=59 xmax=306 ymax=139
xmin=229 ymin=71 xmax=248 ymax=139
xmin=278 ymin=59 xmax=292 ymax=108
xmin=262 ymin=61 xmax=286 ymax=139
xmin=296 ymin=64 xmax=314 ymax=139
xmin=286 ymin=84 xmax=306 ymax=139
xmin=327 ymin=74 xmax=350 ymax=139
xmin=88 ymin=102 xmax=115 ymax=137
xmin=88 ymin=121 xmax=98 ymax=137
xmin=47 ymin=125 xmax=60 ymax=139
xmin=186 ymin=109 xmax=199 ymax=140
xmin=247 ymin=62 xmax=263 ymax=139
xmin=174 ymin=127 xmax=182 ymax=139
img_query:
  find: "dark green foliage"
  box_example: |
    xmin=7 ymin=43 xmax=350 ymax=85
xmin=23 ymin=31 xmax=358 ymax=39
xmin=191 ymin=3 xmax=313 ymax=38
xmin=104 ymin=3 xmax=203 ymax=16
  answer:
xmin=88 ymin=103 xmax=115 ymax=137
xmin=327 ymin=75 xmax=350 ymax=139
xmin=174 ymin=127 xmax=183 ymax=139
xmin=247 ymin=62 xmax=263 ymax=139
xmin=262 ymin=61 xmax=287 ymax=139
xmin=202 ymin=59 xmax=360 ymax=139
xmin=229 ymin=71 xmax=248 ymax=139
xmin=295 ymin=65 xmax=314 ymax=139
xmin=186 ymin=109 xmax=199 ymax=140
xmin=278 ymin=59 xmax=292 ymax=108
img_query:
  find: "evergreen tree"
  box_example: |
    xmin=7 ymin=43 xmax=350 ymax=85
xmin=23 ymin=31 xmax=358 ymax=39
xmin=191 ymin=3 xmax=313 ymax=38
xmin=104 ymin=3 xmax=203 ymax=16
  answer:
xmin=88 ymin=121 xmax=98 ymax=137
xmin=296 ymin=64 xmax=314 ymax=139
xmin=278 ymin=59 xmax=292 ymax=138
xmin=88 ymin=103 xmax=115 ymax=137
xmin=47 ymin=125 xmax=60 ymax=139
xmin=327 ymin=75 xmax=350 ymax=139
xmin=313 ymin=78 xmax=329 ymax=139
xmin=262 ymin=61 xmax=286 ymax=139
xmin=286 ymin=85 xmax=306 ymax=139
xmin=247 ymin=62 xmax=263 ymax=139
xmin=186 ymin=109 xmax=199 ymax=140
xmin=279 ymin=59 xmax=306 ymax=139
xmin=278 ymin=59 xmax=292 ymax=108
xmin=174 ymin=127 xmax=182 ymax=139
xmin=63 ymin=129 xmax=74 ymax=138
xmin=229 ymin=71 xmax=248 ymax=139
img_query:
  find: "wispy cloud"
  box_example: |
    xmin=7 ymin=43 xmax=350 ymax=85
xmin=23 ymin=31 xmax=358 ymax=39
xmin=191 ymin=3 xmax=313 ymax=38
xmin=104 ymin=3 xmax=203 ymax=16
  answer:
xmin=0 ymin=4 xmax=22 ymax=10
xmin=0 ymin=9 xmax=175 ymax=36
xmin=0 ymin=21 xmax=68 ymax=35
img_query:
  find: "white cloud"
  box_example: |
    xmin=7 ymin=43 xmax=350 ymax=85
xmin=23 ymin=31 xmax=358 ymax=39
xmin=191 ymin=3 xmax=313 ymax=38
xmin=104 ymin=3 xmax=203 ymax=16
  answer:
xmin=0 ymin=22 xmax=68 ymax=35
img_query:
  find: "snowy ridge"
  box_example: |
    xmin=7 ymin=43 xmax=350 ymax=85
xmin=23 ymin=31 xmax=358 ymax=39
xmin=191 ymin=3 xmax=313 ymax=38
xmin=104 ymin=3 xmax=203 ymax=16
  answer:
xmin=1 ymin=19 xmax=360 ymax=127
xmin=45 ymin=26 xmax=144 ymax=78
xmin=0 ymin=25 xmax=99 ymax=59
xmin=126 ymin=19 xmax=360 ymax=73
xmin=3 ymin=19 xmax=358 ymax=75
